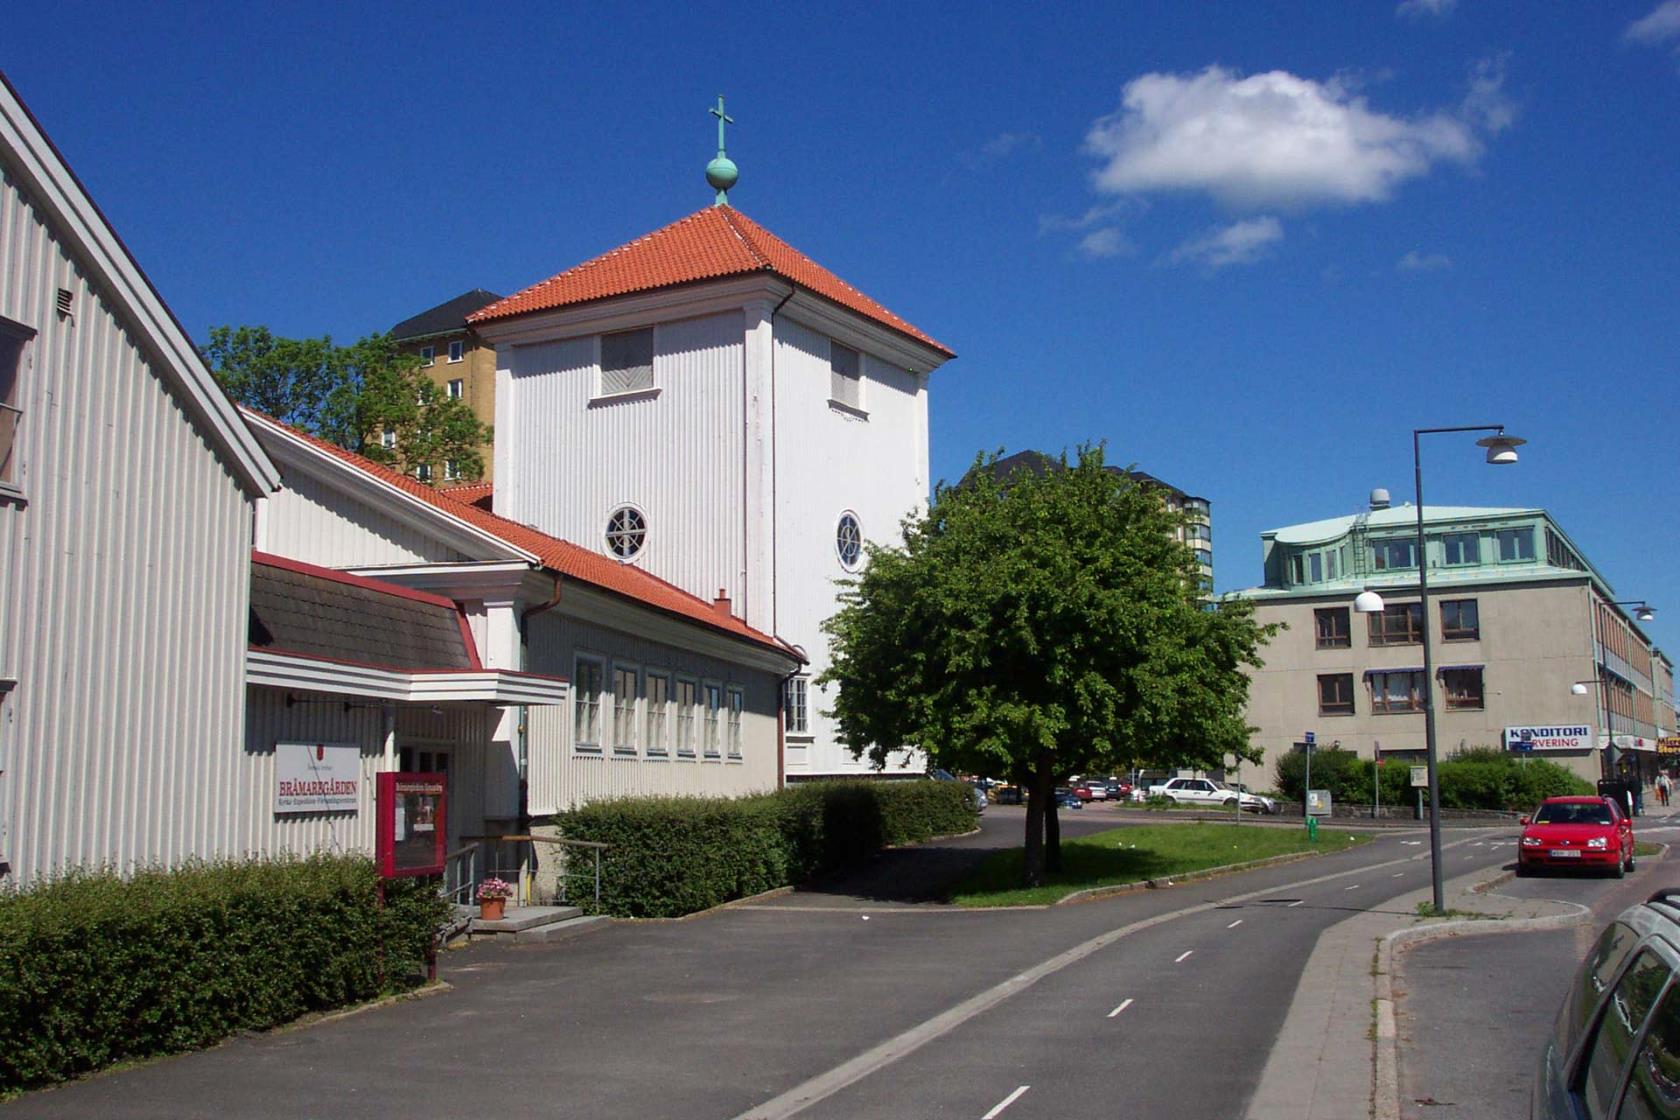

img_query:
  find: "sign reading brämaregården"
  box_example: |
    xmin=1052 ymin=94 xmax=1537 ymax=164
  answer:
xmin=275 ymin=742 xmax=361 ymax=813
xmin=1503 ymin=725 xmax=1592 ymax=752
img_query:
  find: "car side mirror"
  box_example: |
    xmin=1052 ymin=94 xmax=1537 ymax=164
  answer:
xmin=1519 ymin=816 xmax=1530 ymax=826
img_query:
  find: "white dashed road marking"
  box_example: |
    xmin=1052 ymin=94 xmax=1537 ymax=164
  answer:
xmin=1227 ymin=919 xmax=1243 ymax=929
xmin=983 ymin=1086 xmax=1030 ymax=1119
xmin=1107 ymin=998 xmax=1134 ymax=1019
xmin=1175 ymin=950 xmax=1193 ymax=963
xmin=1344 ymin=884 xmax=1361 ymax=891
xmin=1288 ymin=899 xmax=1306 ymax=907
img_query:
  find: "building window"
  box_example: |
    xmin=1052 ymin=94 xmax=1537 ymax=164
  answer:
xmin=726 ymin=685 xmax=745 ymax=758
xmin=447 ymin=340 xmax=464 ymax=363
xmin=1441 ymin=599 xmax=1480 ymax=641
xmin=784 ymin=675 xmax=810 ymax=735
xmin=601 ymin=327 xmax=654 ymax=395
xmin=1371 ymin=539 xmax=1417 ymax=571
xmin=443 ymin=460 xmax=460 ymax=481
xmin=1497 ymin=527 xmax=1535 ymax=562
xmin=574 ymin=656 xmax=604 ymax=750
xmin=447 ymin=378 xmax=464 ymax=399
xmin=1193 ymin=548 xmax=1213 ymax=569
xmin=1314 ymin=607 xmax=1351 ymax=649
xmin=415 ymin=463 xmax=433 ymax=482
xmin=381 ymin=428 xmax=396 ymax=450
xmin=1546 ymin=527 xmax=1584 ymax=572
xmin=645 ymin=672 xmax=671 ymax=756
xmin=1318 ymin=673 xmax=1355 ymax=716
xmin=1369 ymin=669 xmax=1425 ymax=714
xmin=1442 ymin=532 xmax=1480 ymax=566
xmin=1368 ymin=602 xmax=1424 ymax=646
xmin=830 ymin=341 xmax=862 ymax=410
xmin=605 ymin=505 xmax=647 ymax=560
xmin=1442 ymin=667 xmax=1484 ymax=711
xmin=1289 ymin=554 xmax=1305 ymax=585
xmin=611 ymin=664 xmax=639 ymax=754
xmin=703 ymin=683 xmax=723 ymax=757
xmin=675 ymin=677 xmax=698 ymax=757
xmin=419 ymin=345 xmax=435 ymax=366
xmin=836 ymin=512 xmax=863 ymax=571
xmin=0 ymin=317 xmax=32 ymax=486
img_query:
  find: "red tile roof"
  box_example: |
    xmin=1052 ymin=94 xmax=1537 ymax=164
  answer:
xmin=242 ymin=409 xmax=800 ymax=662
xmin=468 ymin=207 xmax=954 ymax=358
xmin=439 ymin=480 xmax=494 ymax=511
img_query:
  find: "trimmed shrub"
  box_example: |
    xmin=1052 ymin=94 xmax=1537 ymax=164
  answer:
xmin=1274 ymin=746 xmax=1592 ymax=810
xmin=0 ymin=854 xmax=446 ymax=1093
xmin=557 ymin=779 xmax=978 ymax=919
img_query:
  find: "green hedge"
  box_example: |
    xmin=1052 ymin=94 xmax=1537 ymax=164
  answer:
xmin=556 ymin=780 xmax=978 ymax=918
xmin=0 ymin=854 xmax=446 ymax=1093
xmin=1274 ymin=746 xmax=1593 ymax=810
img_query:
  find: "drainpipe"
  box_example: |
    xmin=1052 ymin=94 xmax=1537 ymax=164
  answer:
xmin=775 ymin=644 xmax=807 ymax=789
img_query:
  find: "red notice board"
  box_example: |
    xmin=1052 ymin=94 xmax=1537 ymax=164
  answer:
xmin=376 ymin=772 xmax=447 ymax=878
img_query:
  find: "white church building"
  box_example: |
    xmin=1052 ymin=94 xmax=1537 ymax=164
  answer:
xmin=470 ymin=198 xmax=956 ymax=778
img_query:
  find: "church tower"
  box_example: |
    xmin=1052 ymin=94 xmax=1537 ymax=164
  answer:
xmin=469 ymin=99 xmax=954 ymax=778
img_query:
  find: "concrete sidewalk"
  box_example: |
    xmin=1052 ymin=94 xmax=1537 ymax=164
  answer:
xmin=1243 ymin=838 xmax=1587 ymax=1120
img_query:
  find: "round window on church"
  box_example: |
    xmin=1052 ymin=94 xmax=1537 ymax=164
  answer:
xmin=835 ymin=512 xmax=863 ymax=571
xmin=605 ymin=505 xmax=647 ymax=560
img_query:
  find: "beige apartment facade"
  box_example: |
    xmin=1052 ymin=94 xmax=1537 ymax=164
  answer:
xmin=1237 ymin=498 xmax=1674 ymax=792
xmin=390 ymin=289 xmax=501 ymax=482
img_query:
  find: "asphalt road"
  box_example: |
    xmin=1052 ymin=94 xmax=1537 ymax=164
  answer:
xmin=1395 ymin=817 xmax=1680 ymax=1120
xmin=4 ymin=811 xmax=1516 ymax=1120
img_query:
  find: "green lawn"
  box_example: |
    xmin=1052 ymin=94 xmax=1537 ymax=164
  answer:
xmin=950 ymin=822 xmax=1368 ymax=907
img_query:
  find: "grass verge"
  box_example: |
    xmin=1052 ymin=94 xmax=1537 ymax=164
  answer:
xmin=1635 ymin=841 xmax=1663 ymax=858
xmin=950 ymin=822 xmax=1368 ymax=907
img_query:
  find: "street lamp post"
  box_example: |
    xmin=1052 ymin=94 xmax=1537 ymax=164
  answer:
xmin=1411 ymin=426 xmax=1525 ymax=914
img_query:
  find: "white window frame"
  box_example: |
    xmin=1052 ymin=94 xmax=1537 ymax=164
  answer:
xmin=415 ymin=463 xmax=433 ymax=482
xmin=703 ymin=681 xmax=723 ymax=758
xmin=675 ymin=676 xmax=698 ymax=758
xmin=597 ymin=326 xmax=657 ymax=400
xmin=784 ymin=675 xmax=810 ymax=737
xmin=573 ymin=655 xmax=605 ymax=752
xmin=419 ymin=344 xmax=435 ymax=366
xmin=610 ymin=662 xmax=639 ymax=755
xmin=447 ymin=339 xmax=464 ymax=364
xmin=447 ymin=378 xmax=464 ymax=400
xmin=380 ymin=428 xmax=397 ymax=450
xmin=726 ymin=685 xmax=745 ymax=759
xmin=644 ymin=671 xmax=671 ymax=757
xmin=443 ymin=460 xmax=460 ymax=481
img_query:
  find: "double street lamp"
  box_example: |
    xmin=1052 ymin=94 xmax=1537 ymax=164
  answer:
xmin=1354 ymin=425 xmax=1526 ymax=914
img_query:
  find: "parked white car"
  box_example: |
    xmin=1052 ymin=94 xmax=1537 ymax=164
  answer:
xmin=1147 ymin=778 xmax=1277 ymax=814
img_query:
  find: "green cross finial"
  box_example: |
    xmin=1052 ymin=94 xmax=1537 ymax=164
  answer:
xmin=705 ymin=94 xmax=739 ymax=206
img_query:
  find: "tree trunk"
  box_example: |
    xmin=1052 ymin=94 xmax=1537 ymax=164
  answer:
xmin=1023 ymin=776 xmax=1045 ymax=888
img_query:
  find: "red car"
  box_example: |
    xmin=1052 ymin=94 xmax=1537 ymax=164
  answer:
xmin=1517 ymin=795 xmax=1635 ymax=878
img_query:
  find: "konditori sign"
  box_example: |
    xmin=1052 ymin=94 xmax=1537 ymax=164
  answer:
xmin=1503 ymin=725 xmax=1591 ymax=752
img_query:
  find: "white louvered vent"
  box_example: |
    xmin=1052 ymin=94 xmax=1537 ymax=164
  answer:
xmin=601 ymin=328 xmax=654 ymax=395
xmin=830 ymin=342 xmax=860 ymax=408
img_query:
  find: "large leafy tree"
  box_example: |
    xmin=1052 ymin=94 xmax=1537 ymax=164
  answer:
xmin=204 ymin=327 xmax=491 ymax=482
xmin=820 ymin=446 xmax=1277 ymax=886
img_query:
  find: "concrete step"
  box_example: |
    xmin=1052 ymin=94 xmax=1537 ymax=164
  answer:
xmin=470 ymin=904 xmax=582 ymax=938
xmin=513 ymin=914 xmax=612 ymax=944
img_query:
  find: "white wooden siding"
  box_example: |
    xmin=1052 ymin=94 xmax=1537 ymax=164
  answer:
xmin=497 ymin=311 xmax=746 ymax=606
xmin=772 ymin=315 xmax=928 ymax=776
xmin=524 ymin=611 xmax=778 ymax=814
xmin=0 ymin=164 xmax=256 ymax=880
xmin=263 ymin=464 xmax=469 ymax=567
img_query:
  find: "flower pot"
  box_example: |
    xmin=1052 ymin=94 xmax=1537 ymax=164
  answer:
xmin=479 ymin=897 xmax=506 ymax=922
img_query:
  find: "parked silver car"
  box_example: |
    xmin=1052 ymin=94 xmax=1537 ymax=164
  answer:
xmin=1533 ymin=889 xmax=1680 ymax=1117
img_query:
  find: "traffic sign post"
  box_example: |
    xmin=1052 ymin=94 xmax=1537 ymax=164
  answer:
xmin=1302 ymin=732 xmax=1316 ymax=821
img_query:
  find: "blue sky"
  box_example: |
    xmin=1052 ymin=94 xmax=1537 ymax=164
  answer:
xmin=7 ymin=2 xmax=1678 ymax=653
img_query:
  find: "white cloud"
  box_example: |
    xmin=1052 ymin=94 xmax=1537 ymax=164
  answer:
xmin=1626 ymin=1 xmax=1680 ymax=45
xmin=1397 ymin=0 xmax=1457 ymax=18
xmin=1077 ymin=228 xmax=1133 ymax=259
xmin=1398 ymin=250 xmax=1452 ymax=271
xmin=1083 ymin=64 xmax=1510 ymax=209
xmin=959 ymin=131 xmax=1041 ymax=169
xmin=1167 ymin=216 xmax=1284 ymax=269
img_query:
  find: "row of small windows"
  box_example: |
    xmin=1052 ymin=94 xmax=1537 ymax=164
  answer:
xmin=1314 ymin=599 xmax=1480 ymax=649
xmin=1288 ymin=527 xmax=1540 ymax=587
xmin=419 ymin=341 xmax=466 ymax=366
xmin=1317 ymin=667 xmax=1484 ymax=716
xmin=574 ymin=657 xmax=744 ymax=759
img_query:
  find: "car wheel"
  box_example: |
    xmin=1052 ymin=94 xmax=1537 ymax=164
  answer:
xmin=1165 ymin=796 xmax=1178 ymax=805
xmin=1223 ymin=797 xmax=1239 ymax=809
xmin=1611 ymin=856 xmax=1626 ymax=879
xmin=1515 ymin=863 xmax=1529 ymax=877
xmin=1627 ymin=851 xmax=1636 ymax=872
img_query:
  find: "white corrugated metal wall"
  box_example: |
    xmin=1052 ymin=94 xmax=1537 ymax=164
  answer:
xmin=0 ymin=164 xmax=255 ymax=881
xmin=262 ymin=465 xmax=469 ymax=568
xmin=498 ymin=311 xmax=746 ymax=605
xmin=524 ymin=611 xmax=779 ymax=814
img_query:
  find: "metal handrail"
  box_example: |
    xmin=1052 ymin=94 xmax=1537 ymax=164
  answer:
xmin=460 ymin=833 xmax=609 ymax=906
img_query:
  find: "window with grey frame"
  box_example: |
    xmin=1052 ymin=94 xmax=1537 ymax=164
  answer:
xmin=675 ymin=677 xmax=698 ymax=757
xmin=703 ymin=683 xmax=723 ymax=757
xmin=1368 ymin=602 xmax=1424 ymax=646
xmin=0 ymin=317 xmax=31 ymax=486
xmin=644 ymin=672 xmax=671 ymax=756
xmin=726 ymin=686 xmax=744 ymax=757
xmin=1440 ymin=598 xmax=1480 ymax=641
xmin=784 ymin=675 xmax=810 ymax=735
xmin=1318 ymin=673 xmax=1355 ymax=716
xmin=1496 ymin=527 xmax=1535 ymax=562
xmin=574 ymin=657 xmax=604 ymax=750
xmin=1371 ymin=538 xmax=1417 ymax=571
xmin=830 ymin=341 xmax=862 ymax=410
xmin=601 ymin=327 xmax=654 ymax=395
xmin=1441 ymin=531 xmax=1480 ymax=566
xmin=611 ymin=664 xmax=639 ymax=754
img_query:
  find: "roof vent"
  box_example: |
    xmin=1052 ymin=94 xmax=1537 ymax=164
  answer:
xmin=1369 ymin=488 xmax=1391 ymax=511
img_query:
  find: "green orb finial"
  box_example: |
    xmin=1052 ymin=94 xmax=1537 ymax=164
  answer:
xmin=707 ymin=95 xmax=737 ymax=206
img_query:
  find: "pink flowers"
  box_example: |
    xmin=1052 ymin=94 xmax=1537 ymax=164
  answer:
xmin=476 ymin=877 xmax=514 ymax=902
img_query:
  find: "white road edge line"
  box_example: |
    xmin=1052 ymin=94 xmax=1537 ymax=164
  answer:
xmin=1344 ymin=884 xmax=1361 ymax=891
xmin=1228 ymin=919 xmax=1243 ymax=929
xmin=1175 ymin=950 xmax=1193 ymax=963
xmin=730 ymin=836 xmax=1487 ymax=1120
xmin=1107 ymin=998 xmax=1134 ymax=1019
xmin=982 ymin=1085 xmax=1030 ymax=1119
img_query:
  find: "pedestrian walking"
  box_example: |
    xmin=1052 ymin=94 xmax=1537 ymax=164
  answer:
xmin=1658 ymin=773 xmax=1672 ymax=808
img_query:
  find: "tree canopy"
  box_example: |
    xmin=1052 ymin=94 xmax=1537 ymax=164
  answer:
xmin=819 ymin=445 xmax=1277 ymax=885
xmin=204 ymin=326 xmax=492 ymax=482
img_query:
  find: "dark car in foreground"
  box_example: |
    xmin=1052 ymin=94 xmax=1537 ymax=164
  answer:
xmin=1533 ymin=889 xmax=1680 ymax=1118
xmin=1518 ymin=796 xmax=1634 ymax=878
